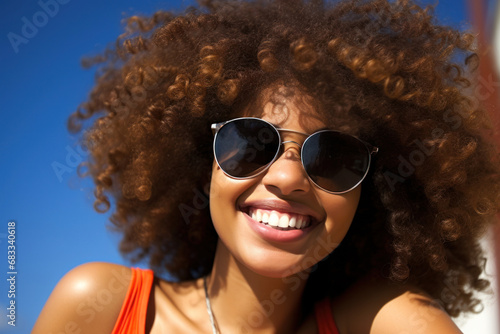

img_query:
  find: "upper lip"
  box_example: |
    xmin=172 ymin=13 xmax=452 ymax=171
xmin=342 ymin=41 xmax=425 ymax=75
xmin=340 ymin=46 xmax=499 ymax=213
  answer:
xmin=239 ymin=199 xmax=323 ymax=223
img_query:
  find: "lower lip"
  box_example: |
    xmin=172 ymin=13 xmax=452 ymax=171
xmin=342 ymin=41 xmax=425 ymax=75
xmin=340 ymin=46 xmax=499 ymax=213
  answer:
xmin=243 ymin=212 xmax=314 ymax=243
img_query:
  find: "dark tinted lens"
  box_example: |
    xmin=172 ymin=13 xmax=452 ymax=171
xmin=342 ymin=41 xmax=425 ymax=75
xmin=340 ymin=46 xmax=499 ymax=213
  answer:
xmin=214 ymin=119 xmax=280 ymax=177
xmin=302 ymin=131 xmax=370 ymax=192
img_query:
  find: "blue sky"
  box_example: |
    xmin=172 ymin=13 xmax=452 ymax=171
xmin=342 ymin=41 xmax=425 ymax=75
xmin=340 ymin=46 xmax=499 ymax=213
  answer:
xmin=0 ymin=0 xmax=495 ymax=333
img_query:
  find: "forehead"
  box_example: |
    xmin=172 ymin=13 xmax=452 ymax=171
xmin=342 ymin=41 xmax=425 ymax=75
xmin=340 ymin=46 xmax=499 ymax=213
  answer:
xmin=243 ymin=84 xmax=326 ymax=133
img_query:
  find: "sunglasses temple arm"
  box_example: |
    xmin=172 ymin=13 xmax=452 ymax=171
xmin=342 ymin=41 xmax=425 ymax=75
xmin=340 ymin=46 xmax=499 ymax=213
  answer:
xmin=211 ymin=122 xmax=225 ymax=135
xmin=357 ymin=136 xmax=379 ymax=155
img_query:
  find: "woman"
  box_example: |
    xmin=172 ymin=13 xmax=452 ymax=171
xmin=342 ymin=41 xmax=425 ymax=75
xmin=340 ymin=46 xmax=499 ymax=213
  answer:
xmin=34 ymin=0 xmax=500 ymax=333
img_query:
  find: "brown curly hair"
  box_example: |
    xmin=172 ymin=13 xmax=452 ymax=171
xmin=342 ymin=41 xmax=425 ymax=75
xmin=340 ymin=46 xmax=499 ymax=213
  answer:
xmin=70 ymin=0 xmax=500 ymax=317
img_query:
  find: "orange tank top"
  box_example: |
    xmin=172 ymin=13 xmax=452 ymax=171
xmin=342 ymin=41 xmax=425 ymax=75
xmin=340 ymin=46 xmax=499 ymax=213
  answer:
xmin=111 ymin=267 xmax=154 ymax=334
xmin=112 ymin=268 xmax=339 ymax=334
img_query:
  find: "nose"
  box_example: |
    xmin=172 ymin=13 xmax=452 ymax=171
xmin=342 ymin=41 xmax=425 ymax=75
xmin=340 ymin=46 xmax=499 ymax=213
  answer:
xmin=261 ymin=143 xmax=311 ymax=195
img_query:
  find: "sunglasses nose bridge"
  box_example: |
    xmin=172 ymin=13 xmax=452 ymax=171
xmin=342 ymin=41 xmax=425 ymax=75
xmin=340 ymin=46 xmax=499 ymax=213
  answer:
xmin=281 ymin=140 xmax=302 ymax=148
xmin=277 ymin=128 xmax=307 ymax=149
xmin=278 ymin=140 xmax=303 ymax=164
xmin=274 ymin=131 xmax=307 ymax=172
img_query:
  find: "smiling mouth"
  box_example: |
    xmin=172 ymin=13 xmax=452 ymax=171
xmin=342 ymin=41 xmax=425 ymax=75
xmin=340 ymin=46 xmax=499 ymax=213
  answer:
xmin=243 ymin=207 xmax=313 ymax=230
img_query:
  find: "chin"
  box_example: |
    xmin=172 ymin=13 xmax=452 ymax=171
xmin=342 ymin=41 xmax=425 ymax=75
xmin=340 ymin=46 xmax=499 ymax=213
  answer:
xmin=250 ymin=266 xmax=304 ymax=279
xmin=237 ymin=250 xmax=316 ymax=279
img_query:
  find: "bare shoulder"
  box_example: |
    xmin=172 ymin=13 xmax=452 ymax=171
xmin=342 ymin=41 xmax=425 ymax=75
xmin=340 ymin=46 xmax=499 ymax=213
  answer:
xmin=332 ymin=275 xmax=463 ymax=334
xmin=33 ymin=262 xmax=133 ymax=334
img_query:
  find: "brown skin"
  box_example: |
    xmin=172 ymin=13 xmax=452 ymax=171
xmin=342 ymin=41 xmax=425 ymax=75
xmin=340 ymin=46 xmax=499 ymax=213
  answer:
xmin=34 ymin=0 xmax=500 ymax=331
xmin=63 ymin=0 xmax=499 ymax=317
xmin=34 ymin=88 xmax=462 ymax=333
xmin=33 ymin=262 xmax=462 ymax=333
xmin=33 ymin=262 xmax=129 ymax=334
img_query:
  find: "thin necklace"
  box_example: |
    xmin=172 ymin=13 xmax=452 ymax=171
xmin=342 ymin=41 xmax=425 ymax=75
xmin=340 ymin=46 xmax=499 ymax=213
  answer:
xmin=204 ymin=276 xmax=219 ymax=334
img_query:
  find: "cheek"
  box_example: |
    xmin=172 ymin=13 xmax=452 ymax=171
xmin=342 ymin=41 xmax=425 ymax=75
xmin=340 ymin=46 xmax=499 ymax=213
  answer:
xmin=209 ymin=164 xmax=231 ymax=223
xmin=209 ymin=166 xmax=233 ymax=246
xmin=208 ymin=163 xmax=254 ymax=228
xmin=209 ymin=162 xmax=241 ymax=209
xmin=320 ymin=187 xmax=361 ymax=247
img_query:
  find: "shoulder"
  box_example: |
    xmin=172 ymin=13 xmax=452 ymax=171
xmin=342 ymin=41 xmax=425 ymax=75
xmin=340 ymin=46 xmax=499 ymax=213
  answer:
xmin=33 ymin=262 xmax=134 ymax=334
xmin=332 ymin=275 xmax=463 ymax=334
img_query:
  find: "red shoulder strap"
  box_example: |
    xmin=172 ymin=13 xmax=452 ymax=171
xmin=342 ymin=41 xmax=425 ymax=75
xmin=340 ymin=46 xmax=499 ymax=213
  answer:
xmin=315 ymin=298 xmax=340 ymax=334
xmin=112 ymin=267 xmax=154 ymax=334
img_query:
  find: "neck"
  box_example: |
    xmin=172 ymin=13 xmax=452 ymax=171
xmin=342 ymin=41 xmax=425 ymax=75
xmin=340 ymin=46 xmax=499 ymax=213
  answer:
xmin=206 ymin=241 xmax=310 ymax=334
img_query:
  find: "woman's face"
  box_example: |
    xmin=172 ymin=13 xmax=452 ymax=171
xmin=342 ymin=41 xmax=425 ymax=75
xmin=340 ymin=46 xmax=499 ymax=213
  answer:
xmin=209 ymin=86 xmax=361 ymax=278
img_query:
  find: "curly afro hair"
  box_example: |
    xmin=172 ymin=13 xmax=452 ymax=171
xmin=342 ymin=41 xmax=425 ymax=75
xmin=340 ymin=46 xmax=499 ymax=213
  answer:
xmin=70 ymin=0 xmax=500 ymax=317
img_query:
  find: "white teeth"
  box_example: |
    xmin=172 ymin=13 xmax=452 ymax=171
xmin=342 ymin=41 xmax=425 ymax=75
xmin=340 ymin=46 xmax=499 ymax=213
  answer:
xmin=296 ymin=217 xmax=303 ymax=229
xmin=268 ymin=212 xmax=279 ymax=227
xmin=256 ymin=210 xmax=262 ymax=222
xmin=247 ymin=208 xmax=310 ymax=229
xmin=278 ymin=215 xmax=289 ymax=228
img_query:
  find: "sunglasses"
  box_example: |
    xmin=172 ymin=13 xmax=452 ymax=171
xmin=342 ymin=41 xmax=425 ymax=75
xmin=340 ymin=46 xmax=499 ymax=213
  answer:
xmin=211 ymin=117 xmax=378 ymax=194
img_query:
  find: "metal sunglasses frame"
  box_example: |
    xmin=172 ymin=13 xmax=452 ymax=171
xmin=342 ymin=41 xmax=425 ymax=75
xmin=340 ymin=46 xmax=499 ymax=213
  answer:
xmin=211 ymin=117 xmax=379 ymax=194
